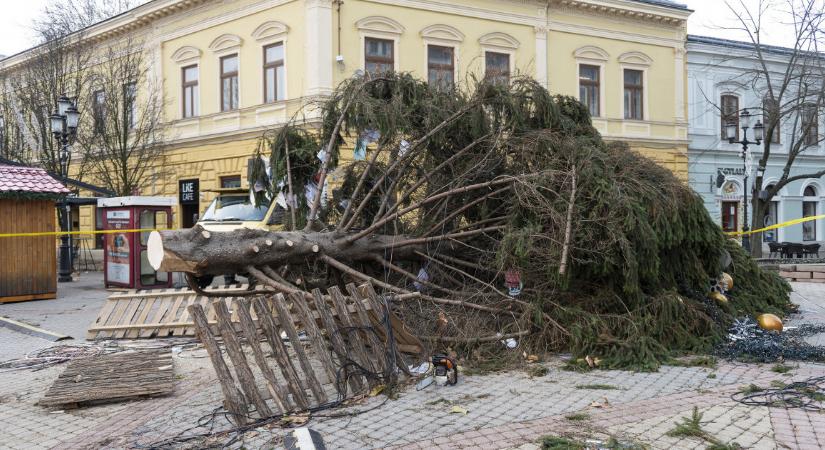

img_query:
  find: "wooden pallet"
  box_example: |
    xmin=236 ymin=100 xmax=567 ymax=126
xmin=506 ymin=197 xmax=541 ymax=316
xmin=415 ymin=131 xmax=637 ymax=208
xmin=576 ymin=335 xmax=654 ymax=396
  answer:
xmin=38 ymin=350 xmax=175 ymax=408
xmin=86 ymin=284 xmax=424 ymax=356
xmin=191 ymin=283 xmax=416 ymax=424
xmin=86 ymin=284 xmax=260 ymax=340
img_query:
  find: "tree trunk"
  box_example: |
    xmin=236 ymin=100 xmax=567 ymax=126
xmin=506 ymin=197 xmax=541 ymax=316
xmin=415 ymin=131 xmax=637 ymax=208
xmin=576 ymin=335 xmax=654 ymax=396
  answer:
xmin=751 ymin=197 xmax=764 ymax=258
xmin=147 ymin=225 xmax=426 ymax=276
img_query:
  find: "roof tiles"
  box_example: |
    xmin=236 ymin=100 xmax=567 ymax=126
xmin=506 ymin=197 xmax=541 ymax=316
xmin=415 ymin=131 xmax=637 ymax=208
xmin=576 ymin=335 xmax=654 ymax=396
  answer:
xmin=0 ymin=165 xmax=69 ymax=195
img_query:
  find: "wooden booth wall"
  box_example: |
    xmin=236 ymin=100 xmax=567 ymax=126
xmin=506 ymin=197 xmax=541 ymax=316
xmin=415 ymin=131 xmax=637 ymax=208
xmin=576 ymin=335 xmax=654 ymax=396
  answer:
xmin=0 ymin=199 xmax=57 ymax=302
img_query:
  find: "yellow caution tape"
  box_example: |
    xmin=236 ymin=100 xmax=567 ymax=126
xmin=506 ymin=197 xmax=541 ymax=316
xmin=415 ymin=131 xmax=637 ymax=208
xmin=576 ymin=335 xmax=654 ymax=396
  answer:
xmin=725 ymin=214 xmax=825 ymax=237
xmin=0 ymin=228 xmax=166 ymax=238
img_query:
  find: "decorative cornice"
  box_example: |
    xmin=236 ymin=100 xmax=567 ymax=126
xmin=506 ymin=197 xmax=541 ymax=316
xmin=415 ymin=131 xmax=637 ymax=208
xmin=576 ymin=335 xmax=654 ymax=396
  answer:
xmin=618 ymin=50 xmax=653 ymax=65
xmin=574 ymin=45 xmax=609 ymax=61
xmin=355 ymin=16 xmax=406 ymax=35
xmin=420 ymin=24 xmax=465 ymax=42
xmin=251 ymin=20 xmax=290 ymax=42
xmin=171 ymin=45 xmax=202 ymax=64
xmin=479 ymin=32 xmax=520 ymax=49
xmin=551 ymin=0 xmax=690 ymax=25
xmin=208 ymin=33 xmax=243 ymax=53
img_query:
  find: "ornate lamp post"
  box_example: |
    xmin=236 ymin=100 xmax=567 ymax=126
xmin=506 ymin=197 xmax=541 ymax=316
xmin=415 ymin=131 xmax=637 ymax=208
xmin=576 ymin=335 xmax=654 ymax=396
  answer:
xmin=49 ymin=95 xmax=80 ymax=282
xmin=726 ymin=108 xmax=764 ymax=252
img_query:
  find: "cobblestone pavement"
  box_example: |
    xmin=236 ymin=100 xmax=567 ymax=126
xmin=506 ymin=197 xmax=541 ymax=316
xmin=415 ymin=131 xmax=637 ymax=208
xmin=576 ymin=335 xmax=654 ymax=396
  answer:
xmin=0 ymin=280 xmax=822 ymax=449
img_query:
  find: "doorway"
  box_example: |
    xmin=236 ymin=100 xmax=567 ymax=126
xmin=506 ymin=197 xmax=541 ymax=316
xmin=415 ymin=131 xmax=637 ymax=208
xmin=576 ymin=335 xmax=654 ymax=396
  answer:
xmin=721 ymin=201 xmax=739 ymax=233
xmin=181 ymin=203 xmax=199 ymax=228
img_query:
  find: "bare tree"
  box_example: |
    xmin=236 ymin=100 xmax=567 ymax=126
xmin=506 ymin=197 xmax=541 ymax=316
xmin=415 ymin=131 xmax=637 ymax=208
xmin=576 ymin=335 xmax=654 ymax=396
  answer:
xmin=0 ymin=0 xmax=137 ymax=177
xmin=75 ymin=37 xmax=167 ymax=196
xmin=715 ymin=0 xmax=825 ymax=256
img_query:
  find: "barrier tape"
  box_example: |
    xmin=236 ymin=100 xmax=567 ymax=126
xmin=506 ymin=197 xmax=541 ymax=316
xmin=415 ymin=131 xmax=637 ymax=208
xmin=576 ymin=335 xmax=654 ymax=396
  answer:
xmin=0 ymin=228 xmax=165 ymax=238
xmin=725 ymin=214 xmax=825 ymax=237
xmin=1 ymin=215 xmax=822 ymax=238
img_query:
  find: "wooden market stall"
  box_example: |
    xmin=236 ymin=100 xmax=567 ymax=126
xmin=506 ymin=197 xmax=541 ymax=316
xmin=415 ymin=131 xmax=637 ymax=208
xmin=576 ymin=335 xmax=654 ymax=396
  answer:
xmin=0 ymin=164 xmax=69 ymax=303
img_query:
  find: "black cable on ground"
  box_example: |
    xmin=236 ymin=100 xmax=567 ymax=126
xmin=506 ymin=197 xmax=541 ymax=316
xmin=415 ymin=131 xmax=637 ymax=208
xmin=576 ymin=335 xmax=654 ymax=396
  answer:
xmin=715 ymin=318 xmax=825 ymax=363
xmin=732 ymin=376 xmax=825 ymax=411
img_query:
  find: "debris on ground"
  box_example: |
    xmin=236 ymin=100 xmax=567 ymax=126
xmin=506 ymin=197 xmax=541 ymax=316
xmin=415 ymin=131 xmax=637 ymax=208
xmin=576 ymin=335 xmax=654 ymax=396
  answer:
xmin=0 ymin=339 xmax=198 ymax=373
xmin=732 ymin=376 xmax=825 ymax=411
xmin=188 ymin=282 xmax=417 ymax=425
xmin=716 ymin=317 xmax=825 ymax=362
xmin=38 ymin=349 xmax=175 ymax=407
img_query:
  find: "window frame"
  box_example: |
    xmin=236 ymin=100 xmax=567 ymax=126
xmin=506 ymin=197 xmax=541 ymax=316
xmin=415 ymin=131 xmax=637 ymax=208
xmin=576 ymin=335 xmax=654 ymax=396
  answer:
xmin=623 ymin=68 xmax=644 ymax=121
xmin=220 ymin=175 xmax=242 ymax=189
xmin=92 ymin=89 xmax=106 ymax=134
xmin=763 ymin=97 xmax=780 ymax=144
xmin=364 ymin=36 xmax=395 ymax=77
xmin=181 ymin=64 xmax=199 ymax=119
xmin=124 ymin=82 xmax=137 ymax=129
xmin=802 ymin=103 xmax=818 ymax=147
xmin=578 ymin=64 xmax=601 ymax=117
xmin=263 ymin=42 xmax=285 ymax=104
xmin=220 ymin=54 xmax=240 ymax=112
xmin=426 ymin=44 xmax=455 ymax=90
xmin=484 ymin=51 xmax=512 ymax=86
xmin=721 ymin=94 xmax=740 ymax=141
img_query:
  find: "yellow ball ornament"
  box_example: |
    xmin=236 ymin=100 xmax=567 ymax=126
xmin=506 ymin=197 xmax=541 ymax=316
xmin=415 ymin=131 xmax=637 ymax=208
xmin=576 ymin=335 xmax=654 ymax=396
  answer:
xmin=720 ymin=273 xmax=733 ymax=290
xmin=709 ymin=291 xmax=728 ymax=304
xmin=756 ymin=313 xmax=783 ymax=332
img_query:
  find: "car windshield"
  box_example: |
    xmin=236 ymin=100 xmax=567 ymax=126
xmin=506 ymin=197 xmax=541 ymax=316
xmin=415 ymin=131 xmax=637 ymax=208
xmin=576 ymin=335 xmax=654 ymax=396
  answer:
xmin=200 ymin=194 xmax=271 ymax=222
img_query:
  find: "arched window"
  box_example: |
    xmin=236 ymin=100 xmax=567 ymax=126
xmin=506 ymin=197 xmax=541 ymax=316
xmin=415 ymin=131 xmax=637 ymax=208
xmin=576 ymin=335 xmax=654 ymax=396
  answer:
xmin=804 ymin=185 xmax=817 ymax=197
xmin=803 ymin=185 xmax=818 ymax=241
xmin=721 ymin=95 xmax=739 ymax=140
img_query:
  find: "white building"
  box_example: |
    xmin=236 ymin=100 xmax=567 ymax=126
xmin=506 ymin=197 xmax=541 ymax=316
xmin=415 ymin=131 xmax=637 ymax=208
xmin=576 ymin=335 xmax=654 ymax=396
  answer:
xmin=687 ymin=35 xmax=825 ymax=251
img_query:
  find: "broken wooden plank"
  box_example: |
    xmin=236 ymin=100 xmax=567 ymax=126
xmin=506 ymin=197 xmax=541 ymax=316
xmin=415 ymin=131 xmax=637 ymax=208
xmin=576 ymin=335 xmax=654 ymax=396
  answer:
xmin=253 ymin=296 xmax=309 ymax=410
xmin=188 ymin=304 xmax=249 ymax=425
xmin=268 ymin=294 xmax=328 ymax=404
xmin=38 ymin=350 xmax=174 ymax=407
xmin=212 ymin=300 xmax=273 ymax=418
xmin=235 ymin=298 xmax=290 ymax=412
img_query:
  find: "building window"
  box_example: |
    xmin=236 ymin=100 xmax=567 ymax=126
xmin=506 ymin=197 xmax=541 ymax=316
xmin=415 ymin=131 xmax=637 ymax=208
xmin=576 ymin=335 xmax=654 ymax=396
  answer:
xmin=721 ymin=201 xmax=738 ymax=233
xmin=803 ymin=104 xmax=818 ymax=146
xmin=763 ymin=97 xmax=780 ymax=144
xmin=763 ymin=191 xmax=779 ymax=243
xmin=124 ymin=82 xmax=137 ymax=129
xmin=427 ymin=45 xmax=454 ymax=90
xmin=365 ymin=37 xmax=394 ymax=77
xmin=92 ymin=90 xmax=105 ymax=134
xmin=220 ymin=175 xmax=241 ymax=188
xmin=485 ymin=52 xmax=510 ymax=86
xmin=220 ymin=54 xmax=239 ymax=112
xmin=623 ymin=69 xmax=643 ymax=120
xmin=579 ymin=64 xmax=600 ymax=117
xmin=264 ymin=43 xmax=285 ymax=103
xmin=803 ymin=185 xmax=818 ymax=241
xmin=182 ymin=65 xmax=199 ymax=118
xmin=721 ymin=95 xmax=739 ymax=141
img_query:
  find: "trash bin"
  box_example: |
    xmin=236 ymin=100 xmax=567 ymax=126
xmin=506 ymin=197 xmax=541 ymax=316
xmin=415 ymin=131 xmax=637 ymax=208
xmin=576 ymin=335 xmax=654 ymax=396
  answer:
xmin=98 ymin=196 xmax=175 ymax=289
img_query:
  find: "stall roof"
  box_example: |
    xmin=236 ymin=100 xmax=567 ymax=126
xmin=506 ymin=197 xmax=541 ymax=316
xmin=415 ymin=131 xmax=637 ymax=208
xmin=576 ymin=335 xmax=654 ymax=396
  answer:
xmin=0 ymin=165 xmax=69 ymax=198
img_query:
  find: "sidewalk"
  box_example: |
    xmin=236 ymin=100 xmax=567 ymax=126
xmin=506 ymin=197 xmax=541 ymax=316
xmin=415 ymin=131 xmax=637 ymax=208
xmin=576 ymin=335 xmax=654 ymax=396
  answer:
xmin=0 ymin=279 xmax=822 ymax=449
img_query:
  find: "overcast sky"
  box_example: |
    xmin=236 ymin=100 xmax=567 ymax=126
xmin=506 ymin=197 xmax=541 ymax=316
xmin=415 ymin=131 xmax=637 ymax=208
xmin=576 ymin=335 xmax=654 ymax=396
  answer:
xmin=0 ymin=0 xmax=803 ymax=58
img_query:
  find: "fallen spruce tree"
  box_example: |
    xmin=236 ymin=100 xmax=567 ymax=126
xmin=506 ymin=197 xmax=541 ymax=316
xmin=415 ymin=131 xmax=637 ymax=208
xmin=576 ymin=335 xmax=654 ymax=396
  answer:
xmin=149 ymin=73 xmax=792 ymax=370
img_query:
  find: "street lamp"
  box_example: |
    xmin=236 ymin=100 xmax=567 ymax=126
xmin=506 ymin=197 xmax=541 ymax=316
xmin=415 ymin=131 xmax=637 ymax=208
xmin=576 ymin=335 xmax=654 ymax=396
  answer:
xmin=726 ymin=108 xmax=764 ymax=252
xmin=50 ymin=95 xmax=79 ymax=282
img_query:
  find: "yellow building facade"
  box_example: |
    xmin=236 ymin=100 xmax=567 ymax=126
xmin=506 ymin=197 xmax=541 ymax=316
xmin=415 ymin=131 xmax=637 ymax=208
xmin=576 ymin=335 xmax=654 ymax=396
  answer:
xmin=0 ymin=0 xmax=691 ymax=233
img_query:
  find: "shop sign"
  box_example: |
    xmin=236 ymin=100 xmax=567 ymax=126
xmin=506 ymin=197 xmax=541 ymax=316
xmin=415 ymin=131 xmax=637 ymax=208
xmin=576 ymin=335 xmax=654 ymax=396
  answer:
xmin=179 ymin=179 xmax=199 ymax=205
